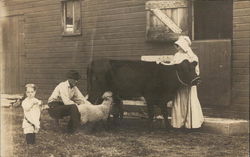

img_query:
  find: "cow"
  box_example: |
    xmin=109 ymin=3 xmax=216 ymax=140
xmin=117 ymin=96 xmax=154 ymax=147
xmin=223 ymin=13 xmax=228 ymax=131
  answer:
xmin=86 ymin=59 xmax=200 ymax=129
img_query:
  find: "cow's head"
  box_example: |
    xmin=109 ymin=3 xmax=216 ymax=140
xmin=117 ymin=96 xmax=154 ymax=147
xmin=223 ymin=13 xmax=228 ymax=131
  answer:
xmin=175 ymin=60 xmax=201 ymax=86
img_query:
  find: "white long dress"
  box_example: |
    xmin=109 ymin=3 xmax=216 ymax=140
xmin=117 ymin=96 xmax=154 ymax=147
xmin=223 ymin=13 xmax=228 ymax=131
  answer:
xmin=170 ymin=51 xmax=204 ymax=129
xmin=171 ymin=86 xmax=204 ymax=128
xmin=159 ymin=36 xmax=204 ymax=129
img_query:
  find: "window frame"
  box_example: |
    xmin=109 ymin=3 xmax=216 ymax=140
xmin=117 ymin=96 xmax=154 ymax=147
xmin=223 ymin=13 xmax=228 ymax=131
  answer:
xmin=61 ymin=0 xmax=82 ymax=36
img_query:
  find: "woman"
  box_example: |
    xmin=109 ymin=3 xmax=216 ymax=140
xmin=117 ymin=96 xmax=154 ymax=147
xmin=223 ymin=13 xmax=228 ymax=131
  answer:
xmin=162 ymin=36 xmax=204 ymax=129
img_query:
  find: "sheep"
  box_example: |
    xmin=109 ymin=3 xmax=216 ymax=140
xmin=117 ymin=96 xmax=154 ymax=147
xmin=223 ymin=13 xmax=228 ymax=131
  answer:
xmin=77 ymin=91 xmax=113 ymax=126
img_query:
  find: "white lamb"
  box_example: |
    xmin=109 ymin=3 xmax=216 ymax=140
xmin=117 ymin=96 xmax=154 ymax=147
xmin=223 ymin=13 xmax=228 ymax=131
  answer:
xmin=77 ymin=91 xmax=113 ymax=125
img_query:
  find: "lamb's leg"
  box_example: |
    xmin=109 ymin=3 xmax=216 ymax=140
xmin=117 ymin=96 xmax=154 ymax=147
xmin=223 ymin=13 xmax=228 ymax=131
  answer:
xmin=78 ymin=106 xmax=88 ymax=125
xmin=79 ymin=114 xmax=87 ymax=125
xmin=55 ymin=119 xmax=59 ymax=127
xmin=106 ymin=114 xmax=113 ymax=129
xmin=90 ymin=121 xmax=100 ymax=132
xmin=101 ymin=119 xmax=110 ymax=131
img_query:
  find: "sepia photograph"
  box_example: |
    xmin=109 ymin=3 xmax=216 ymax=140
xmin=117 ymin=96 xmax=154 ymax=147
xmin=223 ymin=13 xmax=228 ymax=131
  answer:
xmin=0 ymin=0 xmax=249 ymax=156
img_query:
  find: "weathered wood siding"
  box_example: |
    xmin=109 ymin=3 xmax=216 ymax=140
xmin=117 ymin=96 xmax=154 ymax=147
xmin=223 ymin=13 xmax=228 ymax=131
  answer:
xmin=1 ymin=0 xmax=176 ymax=99
xmin=232 ymin=0 xmax=250 ymax=111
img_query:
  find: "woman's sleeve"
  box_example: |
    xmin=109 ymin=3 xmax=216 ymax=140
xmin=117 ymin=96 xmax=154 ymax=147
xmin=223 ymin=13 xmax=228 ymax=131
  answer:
xmin=171 ymin=53 xmax=180 ymax=64
xmin=195 ymin=63 xmax=200 ymax=75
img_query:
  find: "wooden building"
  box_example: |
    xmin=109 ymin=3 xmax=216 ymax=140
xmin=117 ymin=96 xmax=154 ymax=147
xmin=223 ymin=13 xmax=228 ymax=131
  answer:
xmin=0 ymin=0 xmax=249 ymax=118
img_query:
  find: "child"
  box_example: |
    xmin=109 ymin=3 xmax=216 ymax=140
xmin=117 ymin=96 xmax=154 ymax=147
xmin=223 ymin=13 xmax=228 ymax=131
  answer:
xmin=21 ymin=84 xmax=42 ymax=144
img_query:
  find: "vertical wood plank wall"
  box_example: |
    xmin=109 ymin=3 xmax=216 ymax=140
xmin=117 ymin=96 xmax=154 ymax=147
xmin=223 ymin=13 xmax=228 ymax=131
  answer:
xmin=232 ymin=0 xmax=250 ymax=111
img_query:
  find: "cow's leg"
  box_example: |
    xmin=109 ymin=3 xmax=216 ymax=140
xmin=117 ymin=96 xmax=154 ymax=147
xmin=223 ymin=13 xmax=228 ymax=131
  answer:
xmin=145 ymin=99 xmax=155 ymax=129
xmin=159 ymin=102 xmax=171 ymax=129
xmin=147 ymin=104 xmax=155 ymax=129
xmin=111 ymin=95 xmax=123 ymax=127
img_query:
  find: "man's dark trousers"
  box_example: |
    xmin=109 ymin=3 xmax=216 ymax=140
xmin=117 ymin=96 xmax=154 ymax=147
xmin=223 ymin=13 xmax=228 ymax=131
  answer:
xmin=48 ymin=101 xmax=80 ymax=133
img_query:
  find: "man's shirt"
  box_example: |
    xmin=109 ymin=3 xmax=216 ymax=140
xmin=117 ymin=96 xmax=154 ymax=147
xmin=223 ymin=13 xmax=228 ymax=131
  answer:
xmin=48 ymin=80 xmax=88 ymax=105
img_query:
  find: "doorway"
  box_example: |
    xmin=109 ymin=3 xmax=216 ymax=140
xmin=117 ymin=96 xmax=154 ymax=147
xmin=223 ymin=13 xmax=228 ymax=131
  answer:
xmin=0 ymin=15 xmax=25 ymax=94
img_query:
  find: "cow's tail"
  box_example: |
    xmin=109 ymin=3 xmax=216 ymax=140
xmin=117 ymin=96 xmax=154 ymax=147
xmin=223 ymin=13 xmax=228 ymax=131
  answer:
xmin=87 ymin=61 xmax=93 ymax=99
xmin=87 ymin=61 xmax=101 ymax=104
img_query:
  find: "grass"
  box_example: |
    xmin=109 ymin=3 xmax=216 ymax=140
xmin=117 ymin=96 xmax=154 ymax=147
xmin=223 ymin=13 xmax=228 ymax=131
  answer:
xmin=1 ymin=107 xmax=249 ymax=157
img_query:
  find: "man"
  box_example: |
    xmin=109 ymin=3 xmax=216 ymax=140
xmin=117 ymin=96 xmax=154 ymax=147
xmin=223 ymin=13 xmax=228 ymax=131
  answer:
xmin=48 ymin=70 xmax=90 ymax=133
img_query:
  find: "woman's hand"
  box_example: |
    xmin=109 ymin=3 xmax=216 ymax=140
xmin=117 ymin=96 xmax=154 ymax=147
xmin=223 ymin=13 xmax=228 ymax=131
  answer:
xmin=159 ymin=61 xmax=173 ymax=66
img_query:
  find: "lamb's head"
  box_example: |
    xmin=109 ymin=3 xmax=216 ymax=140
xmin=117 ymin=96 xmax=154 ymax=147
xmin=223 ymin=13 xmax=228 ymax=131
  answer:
xmin=101 ymin=91 xmax=113 ymax=106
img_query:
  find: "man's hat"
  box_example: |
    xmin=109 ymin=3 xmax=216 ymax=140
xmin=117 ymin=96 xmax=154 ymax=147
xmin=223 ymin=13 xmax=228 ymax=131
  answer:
xmin=66 ymin=70 xmax=81 ymax=80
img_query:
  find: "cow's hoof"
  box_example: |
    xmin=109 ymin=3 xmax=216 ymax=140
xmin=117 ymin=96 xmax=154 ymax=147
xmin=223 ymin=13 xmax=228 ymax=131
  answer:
xmin=164 ymin=124 xmax=173 ymax=130
xmin=147 ymin=123 xmax=154 ymax=131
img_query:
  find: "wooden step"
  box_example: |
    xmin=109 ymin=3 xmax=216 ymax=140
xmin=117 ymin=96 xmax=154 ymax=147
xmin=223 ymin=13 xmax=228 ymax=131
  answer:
xmin=201 ymin=117 xmax=249 ymax=135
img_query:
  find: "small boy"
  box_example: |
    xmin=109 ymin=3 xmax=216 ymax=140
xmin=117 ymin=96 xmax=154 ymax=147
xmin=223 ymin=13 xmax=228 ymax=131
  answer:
xmin=22 ymin=84 xmax=42 ymax=144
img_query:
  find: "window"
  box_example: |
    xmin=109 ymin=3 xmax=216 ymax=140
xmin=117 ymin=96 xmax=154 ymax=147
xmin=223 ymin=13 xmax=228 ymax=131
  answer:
xmin=61 ymin=0 xmax=81 ymax=36
xmin=145 ymin=0 xmax=232 ymax=41
xmin=145 ymin=1 xmax=189 ymax=42
xmin=193 ymin=0 xmax=232 ymax=40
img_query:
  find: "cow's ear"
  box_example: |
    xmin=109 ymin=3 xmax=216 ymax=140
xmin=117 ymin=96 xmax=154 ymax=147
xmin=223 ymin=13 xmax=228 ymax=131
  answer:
xmin=192 ymin=61 xmax=198 ymax=67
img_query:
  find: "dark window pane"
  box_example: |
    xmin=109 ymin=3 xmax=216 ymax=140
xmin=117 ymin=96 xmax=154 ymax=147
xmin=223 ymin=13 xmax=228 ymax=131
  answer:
xmin=66 ymin=1 xmax=73 ymax=25
xmin=194 ymin=0 xmax=232 ymax=40
xmin=74 ymin=1 xmax=81 ymax=33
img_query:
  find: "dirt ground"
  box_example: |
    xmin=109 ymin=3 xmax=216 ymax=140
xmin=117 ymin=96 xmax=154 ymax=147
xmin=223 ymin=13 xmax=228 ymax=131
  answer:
xmin=1 ymin=107 xmax=249 ymax=157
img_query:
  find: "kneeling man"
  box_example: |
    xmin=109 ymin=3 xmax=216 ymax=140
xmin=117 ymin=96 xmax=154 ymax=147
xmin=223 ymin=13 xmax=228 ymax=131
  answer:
xmin=48 ymin=70 xmax=90 ymax=133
